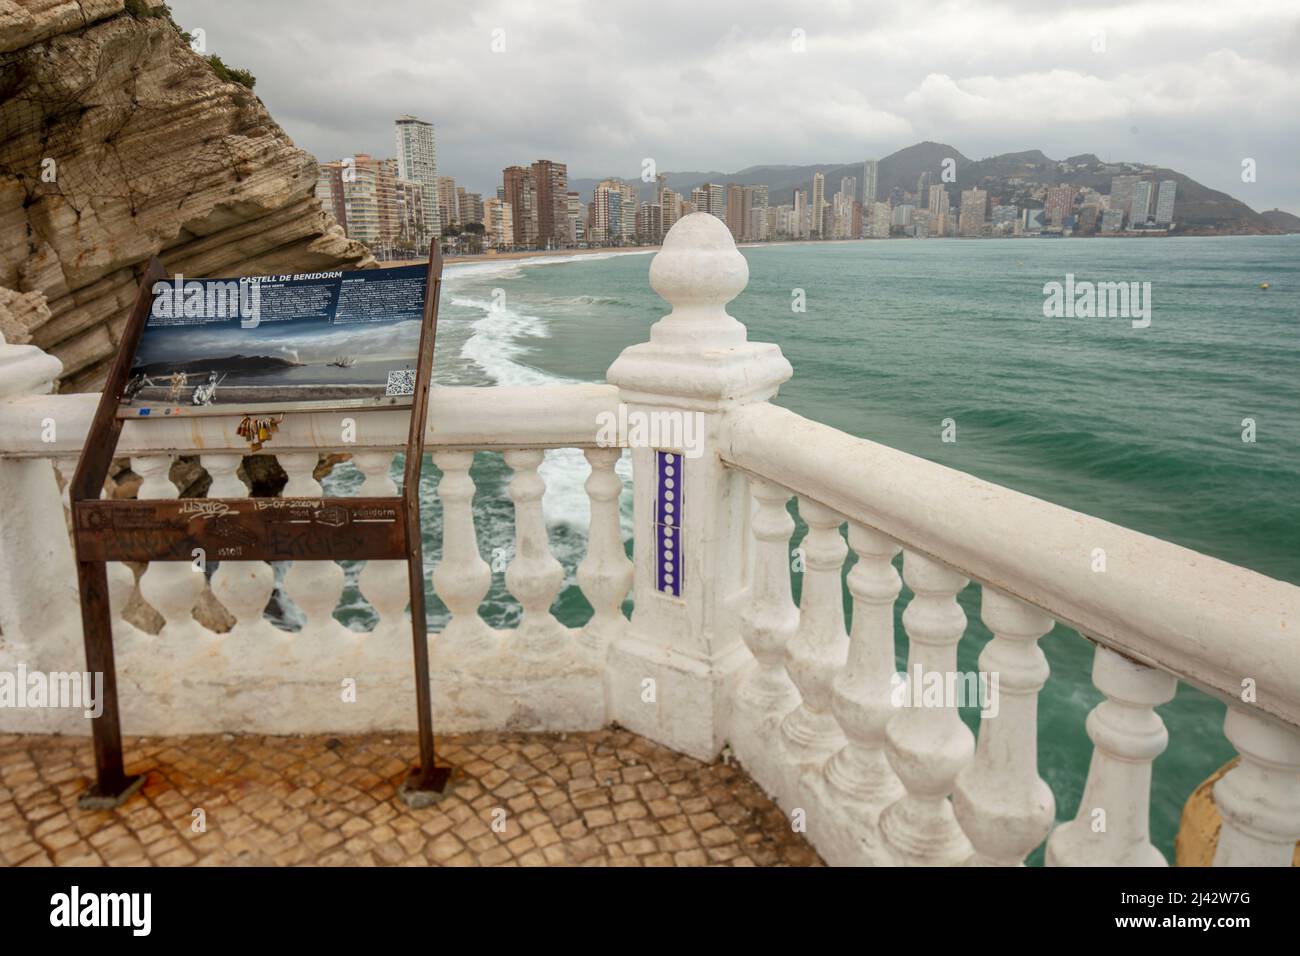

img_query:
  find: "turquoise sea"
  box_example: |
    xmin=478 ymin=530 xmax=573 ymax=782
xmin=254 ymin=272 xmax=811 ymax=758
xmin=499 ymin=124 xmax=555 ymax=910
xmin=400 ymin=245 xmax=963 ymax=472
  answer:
xmin=317 ymin=235 xmax=1300 ymax=864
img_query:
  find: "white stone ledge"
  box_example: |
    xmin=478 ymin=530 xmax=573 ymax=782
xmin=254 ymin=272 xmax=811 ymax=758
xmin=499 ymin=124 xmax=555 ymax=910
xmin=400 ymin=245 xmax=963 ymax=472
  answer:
xmin=0 ymin=383 xmax=622 ymax=457
xmin=723 ymin=402 xmax=1300 ymax=731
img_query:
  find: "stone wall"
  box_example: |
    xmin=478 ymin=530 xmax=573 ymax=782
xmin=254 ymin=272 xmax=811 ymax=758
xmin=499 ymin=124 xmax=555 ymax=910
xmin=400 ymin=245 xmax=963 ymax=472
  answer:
xmin=0 ymin=0 xmax=373 ymax=391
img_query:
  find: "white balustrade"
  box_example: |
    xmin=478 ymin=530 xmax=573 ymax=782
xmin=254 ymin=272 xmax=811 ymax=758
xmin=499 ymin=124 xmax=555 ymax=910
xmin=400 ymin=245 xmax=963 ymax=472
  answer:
xmin=735 ymin=479 xmax=800 ymax=717
xmin=879 ymin=551 xmax=974 ymax=865
xmin=503 ymin=448 xmax=567 ymax=658
xmin=132 ymin=455 xmax=204 ymax=630
xmin=278 ymin=452 xmax=347 ymax=632
xmin=1046 ymin=645 xmax=1177 ymax=866
xmin=780 ymin=497 xmax=849 ymax=763
xmin=429 ymin=450 xmax=494 ymax=657
xmin=824 ymin=523 xmax=904 ymax=815
xmin=354 ymin=451 xmax=409 ymax=626
xmin=952 ymin=587 xmax=1055 ymax=866
xmin=204 ymin=453 xmax=274 ymax=632
xmin=575 ymin=447 xmax=632 ymax=653
xmin=1212 ymin=706 xmax=1300 ymax=866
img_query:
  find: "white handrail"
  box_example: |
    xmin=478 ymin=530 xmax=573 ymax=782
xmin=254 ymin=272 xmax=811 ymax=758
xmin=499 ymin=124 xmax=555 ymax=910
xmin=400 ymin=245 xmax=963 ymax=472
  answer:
xmin=0 ymin=383 xmax=621 ymax=457
xmin=723 ymin=401 xmax=1300 ymax=730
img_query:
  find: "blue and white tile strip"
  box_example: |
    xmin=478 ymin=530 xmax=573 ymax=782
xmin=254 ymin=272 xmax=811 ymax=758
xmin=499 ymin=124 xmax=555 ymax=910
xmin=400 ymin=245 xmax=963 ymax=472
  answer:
xmin=655 ymin=451 xmax=682 ymax=596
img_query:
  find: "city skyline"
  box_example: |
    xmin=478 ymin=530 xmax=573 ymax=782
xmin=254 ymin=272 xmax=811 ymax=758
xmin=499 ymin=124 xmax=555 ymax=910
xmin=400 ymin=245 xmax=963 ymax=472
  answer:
xmin=165 ymin=0 xmax=1300 ymax=214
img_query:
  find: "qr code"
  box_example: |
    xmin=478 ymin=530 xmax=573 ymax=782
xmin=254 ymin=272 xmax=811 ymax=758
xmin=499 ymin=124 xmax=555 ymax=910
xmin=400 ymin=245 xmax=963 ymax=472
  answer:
xmin=385 ymin=369 xmax=417 ymax=396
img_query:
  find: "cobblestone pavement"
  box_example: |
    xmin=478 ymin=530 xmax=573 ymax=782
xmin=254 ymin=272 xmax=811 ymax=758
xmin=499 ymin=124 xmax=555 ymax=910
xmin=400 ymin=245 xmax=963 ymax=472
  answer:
xmin=0 ymin=729 xmax=823 ymax=867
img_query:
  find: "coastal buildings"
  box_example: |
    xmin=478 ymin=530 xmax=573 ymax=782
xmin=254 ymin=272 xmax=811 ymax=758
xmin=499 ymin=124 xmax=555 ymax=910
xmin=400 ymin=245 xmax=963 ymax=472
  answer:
xmin=318 ymin=133 xmax=1186 ymax=252
xmin=394 ymin=115 xmax=440 ymax=239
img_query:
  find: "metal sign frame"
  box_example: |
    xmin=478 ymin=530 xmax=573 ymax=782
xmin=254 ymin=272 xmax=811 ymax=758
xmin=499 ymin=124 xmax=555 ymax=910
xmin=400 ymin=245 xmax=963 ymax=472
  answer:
xmin=69 ymin=246 xmax=451 ymax=810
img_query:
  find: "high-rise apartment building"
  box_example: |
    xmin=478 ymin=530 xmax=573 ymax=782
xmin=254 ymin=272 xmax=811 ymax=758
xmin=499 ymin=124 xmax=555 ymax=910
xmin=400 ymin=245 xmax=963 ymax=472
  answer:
xmin=958 ymin=187 xmax=987 ymax=236
xmin=1154 ymin=180 xmax=1177 ymax=226
xmin=503 ymin=165 xmax=539 ymax=246
xmin=484 ymin=197 xmax=513 ymax=248
xmin=531 ymin=160 xmax=568 ymax=247
xmin=793 ymin=189 xmax=808 ymax=239
xmin=1109 ymin=175 xmax=1141 ymax=227
xmin=725 ymin=184 xmax=745 ymax=240
xmin=861 ymin=159 xmax=879 ymax=205
xmin=457 ymin=188 xmax=484 ymax=227
xmin=394 ymin=115 xmax=440 ymax=238
xmin=811 ymin=173 xmax=826 ymax=237
xmin=1130 ymin=180 xmax=1154 ymax=227
xmin=1044 ymin=185 xmax=1074 ymax=227
xmin=928 ymin=184 xmax=950 ymax=234
xmin=436 ymin=176 xmax=459 ymax=230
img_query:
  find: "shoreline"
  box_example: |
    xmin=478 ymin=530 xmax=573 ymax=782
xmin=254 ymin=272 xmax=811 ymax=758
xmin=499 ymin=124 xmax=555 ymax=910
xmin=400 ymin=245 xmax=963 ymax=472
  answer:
xmin=380 ymin=231 xmax=1297 ymax=270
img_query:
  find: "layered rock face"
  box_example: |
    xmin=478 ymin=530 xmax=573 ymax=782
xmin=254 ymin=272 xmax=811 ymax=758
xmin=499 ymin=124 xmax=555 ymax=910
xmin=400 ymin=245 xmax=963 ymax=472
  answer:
xmin=0 ymin=1 xmax=373 ymax=392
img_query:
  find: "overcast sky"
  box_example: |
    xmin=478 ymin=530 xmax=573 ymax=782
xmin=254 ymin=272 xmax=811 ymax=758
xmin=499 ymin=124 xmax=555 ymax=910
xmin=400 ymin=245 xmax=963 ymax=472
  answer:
xmin=168 ymin=0 xmax=1300 ymax=212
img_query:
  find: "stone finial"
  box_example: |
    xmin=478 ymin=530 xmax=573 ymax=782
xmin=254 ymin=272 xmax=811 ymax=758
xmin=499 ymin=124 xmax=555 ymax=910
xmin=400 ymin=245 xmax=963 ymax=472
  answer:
xmin=646 ymin=212 xmax=749 ymax=348
xmin=606 ymin=212 xmax=790 ymax=406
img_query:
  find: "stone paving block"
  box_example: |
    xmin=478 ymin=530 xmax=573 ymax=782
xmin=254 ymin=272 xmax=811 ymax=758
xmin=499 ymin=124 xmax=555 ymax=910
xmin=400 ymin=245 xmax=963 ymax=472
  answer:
xmin=0 ymin=730 xmax=820 ymax=867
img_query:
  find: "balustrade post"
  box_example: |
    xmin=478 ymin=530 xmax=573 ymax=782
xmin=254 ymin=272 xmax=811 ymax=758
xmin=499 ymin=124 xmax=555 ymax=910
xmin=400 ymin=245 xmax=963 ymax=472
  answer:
xmin=205 ymin=453 xmax=274 ymax=631
xmin=1046 ymin=645 xmax=1176 ymax=866
xmin=576 ymin=447 xmax=632 ymax=654
xmin=879 ymin=551 xmax=974 ymax=865
xmin=780 ymin=497 xmax=849 ymax=763
xmin=429 ymin=450 xmax=494 ymax=657
xmin=132 ymin=455 xmax=204 ymax=630
xmin=1212 ymin=706 xmax=1300 ymax=866
xmin=503 ymin=448 xmax=567 ymax=658
xmin=735 ymin=479 xmax=800 ymax=717
xmin=354 ymin=451 xmax=410 ymax=627
xmin=604 ymin=212 xmax=793 ymax=760
xmin=279 ymin=452 xmax=347 ymax=632
xmin=952 ymin=587 xmax=1055 ymax=865
xmin=823 ymin=523 xmax=905 ymax=814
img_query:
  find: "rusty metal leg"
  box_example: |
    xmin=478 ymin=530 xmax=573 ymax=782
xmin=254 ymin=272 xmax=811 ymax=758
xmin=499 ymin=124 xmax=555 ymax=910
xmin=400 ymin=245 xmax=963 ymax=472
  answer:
xmin=397 ymin=529 xmax=452 ymax=807
xmin=75 ymin=560 xmax=144 ymax=810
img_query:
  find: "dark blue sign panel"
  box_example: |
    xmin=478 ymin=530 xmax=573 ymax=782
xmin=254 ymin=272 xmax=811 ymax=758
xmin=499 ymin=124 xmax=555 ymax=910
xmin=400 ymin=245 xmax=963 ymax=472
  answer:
xmin=119 ymin=264 xmax=427 ymax=417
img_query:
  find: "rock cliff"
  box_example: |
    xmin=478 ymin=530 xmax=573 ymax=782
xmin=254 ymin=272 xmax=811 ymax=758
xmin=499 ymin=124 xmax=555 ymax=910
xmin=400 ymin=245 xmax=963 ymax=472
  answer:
xmin=0 ymin=1 xmax=373 ymax=392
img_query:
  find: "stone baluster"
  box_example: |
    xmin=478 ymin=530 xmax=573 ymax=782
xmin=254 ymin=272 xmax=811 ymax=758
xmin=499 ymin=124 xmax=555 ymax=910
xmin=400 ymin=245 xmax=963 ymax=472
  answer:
xmin=131 ymin=455 xmax=205 ymax=629
xmin=780 ymin=497 xmax=849 ymax=763
xmin=205 ymin=454 xmax=273 ymax=630
xmin=576 ymin=447 xmax=632 ymax=654
xmin=354 ymin=451 xmax=410 ymax=626
xmin=1046 ymin=645 xmax=1176 ymax=866
xmin=429 ymin=450 xmax=494 ymax=657
xmin=824 ymin=523 xmax=905 ymax=815
xmin=279 ymin=452 xmax=345 ymax=627
xmin=503 ymin=448 xmax=566 ymax=658
xmin=735 ymin=479 xmax=800 ymax=717
xmin=952 ymin=587 xmax=1055 ymax=865
xmin=1212 ymin=706 xmax=1300 ymax=866
xmin=879 ymin=551 xmax=974 ymax=865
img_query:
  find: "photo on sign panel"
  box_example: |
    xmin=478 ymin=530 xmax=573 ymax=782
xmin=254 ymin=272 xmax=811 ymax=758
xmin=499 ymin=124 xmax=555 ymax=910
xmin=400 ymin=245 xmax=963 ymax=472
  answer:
xmin=119 ymin=264 xmax=428 ymax=417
